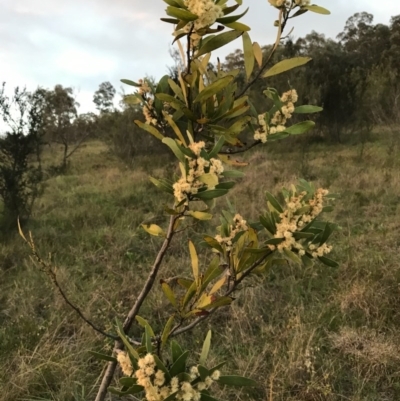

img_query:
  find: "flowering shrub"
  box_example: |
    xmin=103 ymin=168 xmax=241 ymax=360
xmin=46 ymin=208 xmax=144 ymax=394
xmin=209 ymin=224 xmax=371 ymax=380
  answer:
xmin=20 ymin=1 xmax=337 ymax=401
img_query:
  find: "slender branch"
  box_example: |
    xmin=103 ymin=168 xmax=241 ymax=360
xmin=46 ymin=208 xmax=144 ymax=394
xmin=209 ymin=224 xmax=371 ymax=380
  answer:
xmin=219 ymin=140 xmax=260 ymax=155
xmin=18 ymin=226 xmax=118 ymax=341
xmin=95 ymin=213 xmax=181 ymax=401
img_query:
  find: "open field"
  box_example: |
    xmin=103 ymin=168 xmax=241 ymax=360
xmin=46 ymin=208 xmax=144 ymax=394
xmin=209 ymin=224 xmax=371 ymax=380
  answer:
xmin=1 ymin=132 xmax=400 ymax=401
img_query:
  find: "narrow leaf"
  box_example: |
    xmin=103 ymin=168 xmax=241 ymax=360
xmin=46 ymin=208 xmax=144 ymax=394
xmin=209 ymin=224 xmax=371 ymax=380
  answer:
xmin=199 ymin=330 xmax=212 ymax=365
xmin=242 ymin=32 xmax=254 ymax=80
xmin=304 ymin=5 xmax=331 ymax=15
xmin=161 ymin=281 xmax=178 ymax=307
xmin=283 ymin=121 xmax=315 ymax=135
xmin=161 ymin=315 xmax=175 ymax=345
xmin=196 ymin=30 xmax=243 ymax=58
xmin=263 ymin=57 xmax=312 ymax=78
xmin=194 ymin=75 xmax=234 ymax=104
xmin=252 ymin=41 xmax=263 ymax=67
xmin=189 ymin=240 xmax=199 ymax=285
xmin=88 ymin=351 xmax=117 ymax=363
xmin=141 ymin=224 xmax=165 ymax=237
xmin=135 ymin=120 xmax=164 ymax=140
xmin=294 ymin=105 xmax=323 ymax=114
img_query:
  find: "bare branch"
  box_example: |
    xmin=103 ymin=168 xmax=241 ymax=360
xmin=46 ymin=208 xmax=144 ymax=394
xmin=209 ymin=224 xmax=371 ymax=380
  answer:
xmin=18 ymin=224 xmax=119 ymax=341
xmin=95 ymin=213 xmax=182 ymax=401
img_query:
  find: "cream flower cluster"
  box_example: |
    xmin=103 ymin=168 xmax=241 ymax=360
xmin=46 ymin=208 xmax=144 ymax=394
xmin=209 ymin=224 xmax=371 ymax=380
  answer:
xmin=116 ymin=350 xmax=134 ymax=376
xmin=135 ymin=79 xmax=158 ymax=126
xmin=269 ymin=0 xmax=310 ymax=8
xmin=117 ymin=352 xmax=221 ymax=401
xmin=269 ymin=188 xmax=333 ymax=258
xmin=215 ymin=214 xmax=248 ymax=251
xmin=138 ymin=79 xmax=151 ymax=96
xmin=254 ymin=89 xmax=298 ymax=143
xmin=173 ymin=141 xmax=224 ymax=203
xmin=185 ymin=0 xmax=224 ymax=30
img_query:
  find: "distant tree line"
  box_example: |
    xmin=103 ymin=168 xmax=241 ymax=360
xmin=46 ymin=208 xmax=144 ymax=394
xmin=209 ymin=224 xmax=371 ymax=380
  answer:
xmin=1 ymin=12 xmax=399 ymax=233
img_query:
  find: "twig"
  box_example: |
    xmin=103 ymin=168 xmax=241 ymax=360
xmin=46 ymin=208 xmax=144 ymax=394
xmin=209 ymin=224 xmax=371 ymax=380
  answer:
xmin=219 ymin=140 xmax=260 ymax=155
xmin=95 ymin=213 xmax=181 ymax=401
xmin=18 ymin=223 xmax=118 ymax=341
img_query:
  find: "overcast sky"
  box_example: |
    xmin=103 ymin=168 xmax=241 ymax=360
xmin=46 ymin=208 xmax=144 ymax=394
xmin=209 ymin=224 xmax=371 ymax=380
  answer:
xmin=0 ymin=0 xmax=398 ymax=113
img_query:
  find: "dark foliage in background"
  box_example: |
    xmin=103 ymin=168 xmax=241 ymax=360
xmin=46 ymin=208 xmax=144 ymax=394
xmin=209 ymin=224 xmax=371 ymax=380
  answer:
xmin=0 ymin=84 xmax=45 ymax=232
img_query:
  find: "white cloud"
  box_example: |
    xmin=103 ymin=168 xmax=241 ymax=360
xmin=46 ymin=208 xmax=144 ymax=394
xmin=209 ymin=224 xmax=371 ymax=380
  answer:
xmin=0 ymin=0 xmax=398 ymax=114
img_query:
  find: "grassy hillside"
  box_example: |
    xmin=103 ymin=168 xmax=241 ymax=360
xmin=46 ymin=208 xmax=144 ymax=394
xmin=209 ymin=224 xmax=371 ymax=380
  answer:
xmin=1 ymin=133 xmax=400 ymax=401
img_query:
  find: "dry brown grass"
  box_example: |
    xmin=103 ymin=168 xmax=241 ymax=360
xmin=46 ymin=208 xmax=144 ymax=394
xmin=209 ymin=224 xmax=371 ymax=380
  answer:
xmin=1 ymin=133 xmax=400 ymax=400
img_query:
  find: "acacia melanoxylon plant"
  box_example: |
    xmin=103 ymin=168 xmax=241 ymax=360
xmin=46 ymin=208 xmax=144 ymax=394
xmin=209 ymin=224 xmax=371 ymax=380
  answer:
xmin=20 ymin=1 xmax=337 ymax=400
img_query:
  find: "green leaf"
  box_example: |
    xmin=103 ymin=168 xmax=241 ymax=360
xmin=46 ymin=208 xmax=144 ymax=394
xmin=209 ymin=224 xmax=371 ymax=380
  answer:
xmin=166 ymin=6 xmax=198 ymax=20
xmin=199 ymin=330 xmax=212 ymax=365
xmin=154 ymin=354 xmax=171 ymax=379
xmin=121 ymin=79 xmax=140 ymax=87
xmin=182 ymin=280 xmax=197 ymax=308
xmin=265 ymin=192 xmax=283 ymax=213
xmin=218 ymin=375 xmax=257 ymax=386
xmin=171 ymin=340 xmax=184 ymax=363
xmin=109 ymin=385 xmax=144 ymax=396
xmin=88 ymin=351 xmax=117 ymax=363
xmin=260 ymin=215 xmax=276 ymax=235
xmin=162 ymin=137 xmax=187 ymax=164
xmin=265 ymin=238 xmax=284 ymax=245
xmin=123 ymin=94 xmax=142 ymax=105
xmin=189 ymin=240 xmax=199 ymax=285
xmin=168 ymin=78 xmax=185 ymax=102
xmin=304 ymin=5 xmax=331 ymax=15
xmin=135 ymin=316 xmax=155 ymax=337
xmin=217 ymin=7 xmax=249 ymax=24
xmin=197 ymin=365 xmax=210 ymax=381
xmin=253 ymin=41 xmax=263 ymax=67
xmin=161 ymin=281 xmax=178 ymax=307
xmin=187 ymin=211 xmax=213 ymax=220
xmin=161 ymin=315 xmax=175 ymax=345
xmin=263 ymin=57 xmax=312 ymax=78
xmin=115 ymin=319 xmax=140 ymax=360
xmin=283 ymin=121 xmax=315 ymax=135
xmin=195 ymin=189 xmax=229 ymax=200
xmin=221 ymin=3 xmax=240 ymax=15
xmin=208 ymin=136 xmax=226 ymax=159
xmin=196 ymin=30 xmax=243 ymax=58
xmin=134 ymin=120 xmax=164 ymax=140
xmin=320 ymin=223 xmax=335 ymax=245
xmin=169 ymin=350 xmax=190 ymax=377
xmin=200 ymin=394 xmax=221 ymax=401
xmin=203 ymin=236 xmax=224 ymax=253
xmin=221 ymin=170 xmax=245 ymax=178
xmin=194 ymin=76 xmax=234 ymax=104
xmin=119 ymin=377 xmax=137 ymax=387
xmin=149 ymin=177 xmax=174 ymax=195
xmin=294 ymin=105 xmax=323 ymax=114
xmin=163 ymin=0 xmax=180 ymax=7
xmin=160 ymin=17 xmax=180 ymax=23
xmin=242 ymin=32 xmax=254 ymax=80
xmin=141 ymin=224 xmax=165 ymax=237
xmin=318 ymin=256 xmax=339 ymax=268
xmin=283 ymin=249 xmax=302 ymax=265
xmin=163 ymin=111 xmax=187 ymax=145
xmin=223 ymin=21 xmax=250 ymax=31
xmin=203 ymin=296 xmax=232 ymax=309
xmin=215 ymin=181 xmax=236 ymax=190
xmin=145 ymin=325 xmax=153 ymax=353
